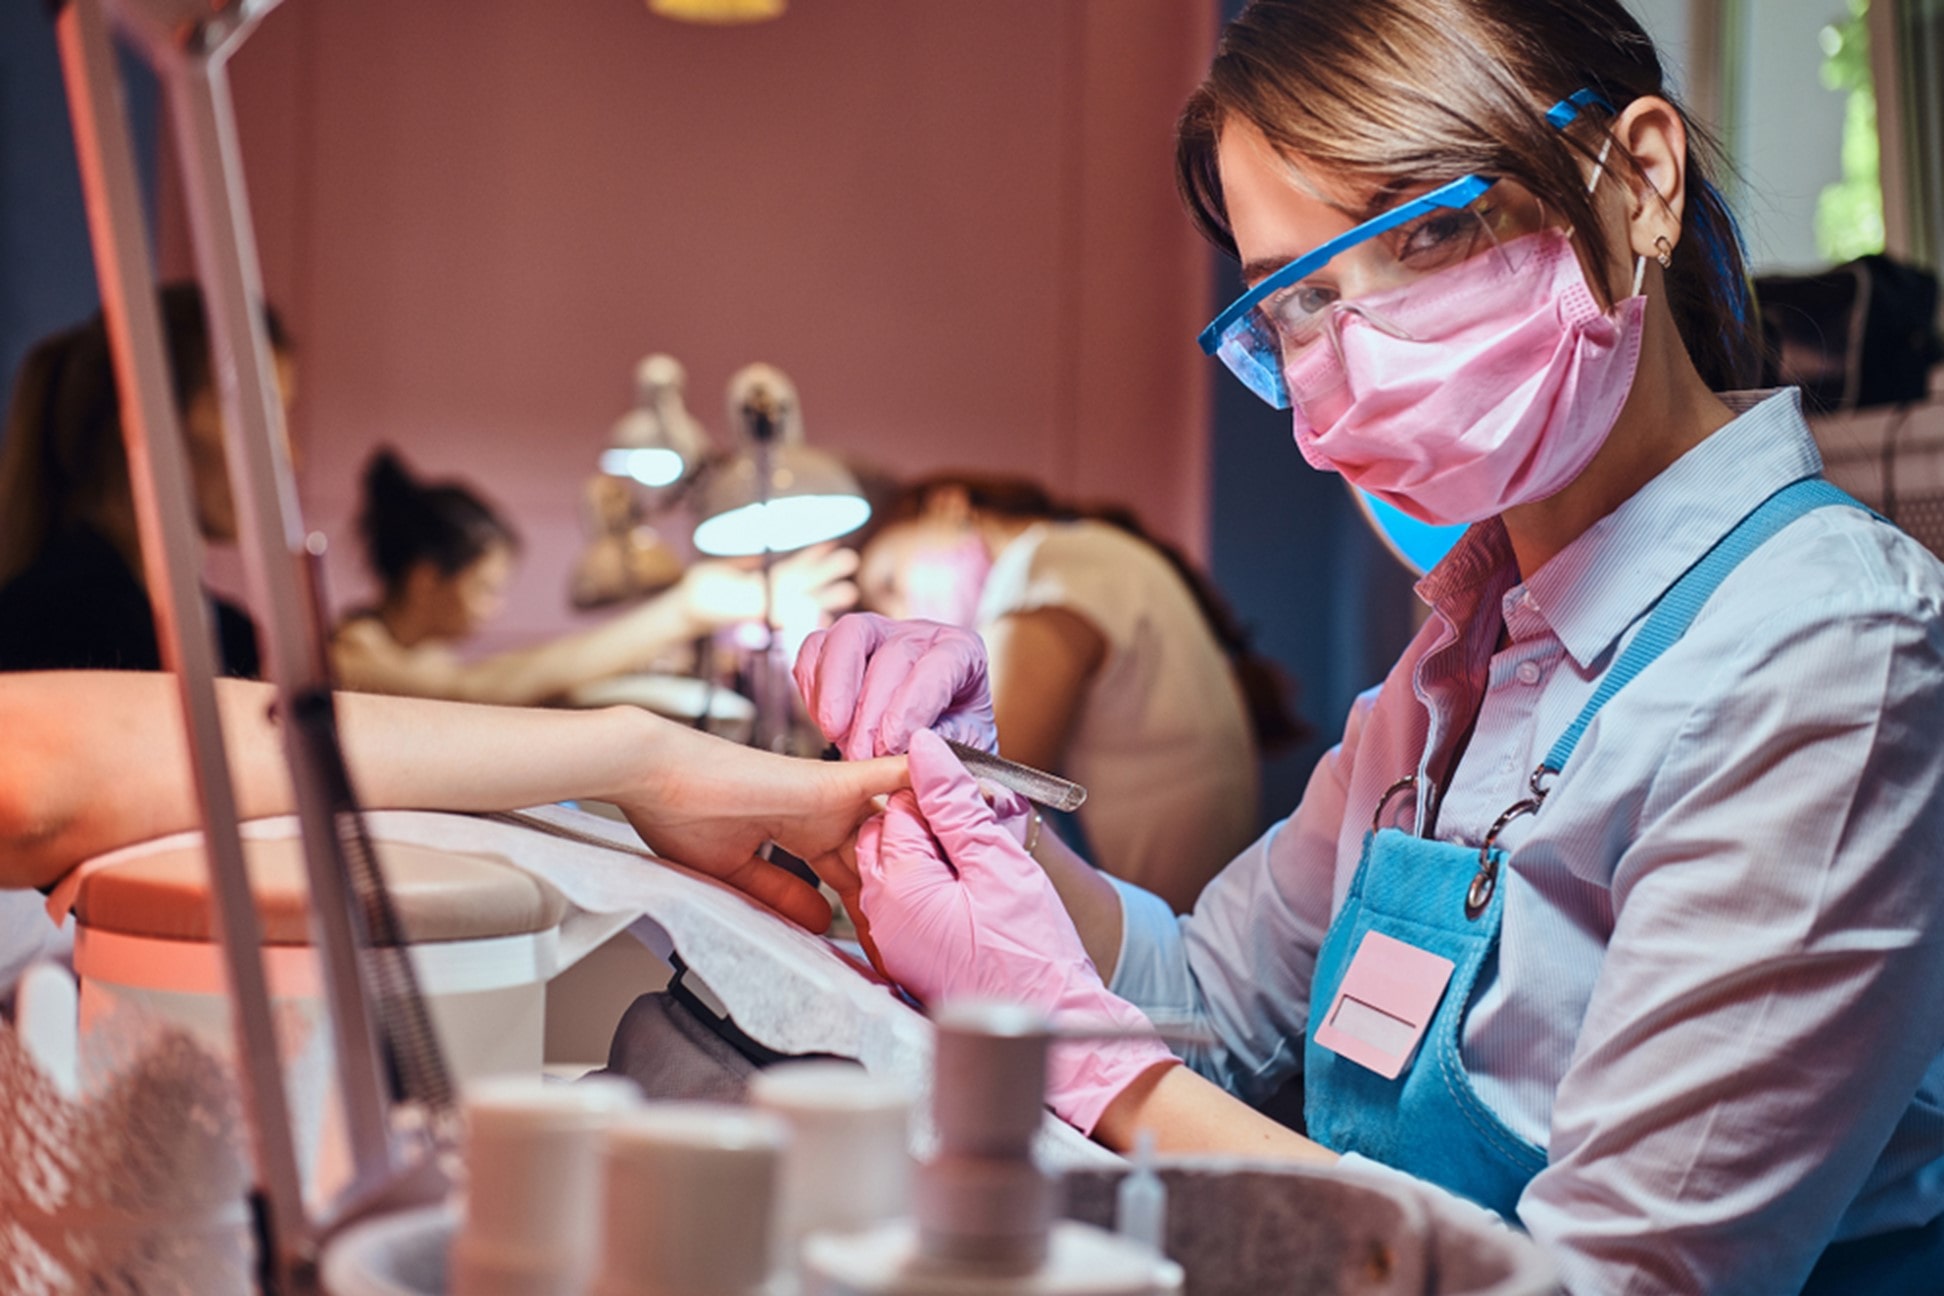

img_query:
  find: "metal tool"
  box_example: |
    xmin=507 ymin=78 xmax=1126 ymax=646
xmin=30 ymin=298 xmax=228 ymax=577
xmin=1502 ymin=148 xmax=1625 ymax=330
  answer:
xmin=943 ymin=740 xmax=1088 ymax=813
xmin=58 ymin=0 xmax=453 ymax=1284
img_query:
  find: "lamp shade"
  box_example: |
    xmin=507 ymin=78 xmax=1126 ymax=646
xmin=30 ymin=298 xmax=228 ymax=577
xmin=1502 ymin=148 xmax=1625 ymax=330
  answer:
xmin=692 ymin=362 xmax=869 ymax=556
xmin=648 ymin=0 xmax=785 ymax=23
xmin=604 ymin=354 xmax=711 ymax=488
xmin=693 ymin=443 xmax=871 ymax=556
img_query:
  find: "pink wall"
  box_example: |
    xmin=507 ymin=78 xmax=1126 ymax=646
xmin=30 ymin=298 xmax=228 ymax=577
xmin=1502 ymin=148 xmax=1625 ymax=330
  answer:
xmin=166 ymin=0 xmax=1216 ymax=651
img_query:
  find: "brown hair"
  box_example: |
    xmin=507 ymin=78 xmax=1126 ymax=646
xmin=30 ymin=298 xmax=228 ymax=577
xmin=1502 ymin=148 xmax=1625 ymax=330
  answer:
xmin=358 ymin=446 xmax=520 ymax=595
xmin=871 ymin=473 xmax=1312 ymax=755
xmin=1176 ymin=0 xmax=1759 ymax=392
xmin=0 ymin=283 xmax=291 ymax=585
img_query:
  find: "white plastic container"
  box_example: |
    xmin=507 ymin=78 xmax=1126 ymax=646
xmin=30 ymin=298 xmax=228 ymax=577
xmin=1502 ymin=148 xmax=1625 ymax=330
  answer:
xmin=799 ymin=1002 xmax=1181 ymax=1296
xmin=595 ymin=1103 xmax=789 ymax=1296
xmin=320 ymin=1205 xmax=457 ymax=1296
xmin=451 ymin=1074 xmax=640 ymax=1296
xmin=751 ymin=1060 xmax=915 ymax=1272
xmin=69 ymin=835 xmax=569 ymax=1201
xmin=314 ymin=1160 xmax=1558 ymax=1296
xmin=802 ymin=1221 xmax=1185 ymax=1296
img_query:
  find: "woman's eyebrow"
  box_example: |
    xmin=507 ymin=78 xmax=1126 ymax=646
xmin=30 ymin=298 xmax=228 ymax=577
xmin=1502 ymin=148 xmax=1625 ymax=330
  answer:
xmin=1240 ymin=255 xmax=1298 ymax=288
xmin=1238 ymin=185 xmax=1431 ymax=287
xmin=1356 ymin=179 xmax=1418 ymax=219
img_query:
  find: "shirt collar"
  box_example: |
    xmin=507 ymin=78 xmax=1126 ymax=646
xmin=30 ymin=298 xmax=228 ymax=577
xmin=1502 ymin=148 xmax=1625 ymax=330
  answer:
xmin=1416 ymin=518 xmax=1516 ymax=608
xmin=1519 ymin=388 xmax=1823 ymax=669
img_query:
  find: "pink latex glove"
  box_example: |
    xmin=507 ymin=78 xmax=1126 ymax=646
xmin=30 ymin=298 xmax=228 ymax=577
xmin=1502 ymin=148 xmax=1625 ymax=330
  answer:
xmin=855 ymin=730 xmax=1177 ymax=1134
xmin=794 ymin=613 xmax=998 ymax=760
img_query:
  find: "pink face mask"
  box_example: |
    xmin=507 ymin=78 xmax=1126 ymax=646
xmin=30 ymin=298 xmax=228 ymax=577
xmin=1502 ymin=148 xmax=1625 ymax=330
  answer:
xmin=899 ymin=532 xmax=992 ymax=628
xmin=1284 ymin=227 xmax=1647 ymax=528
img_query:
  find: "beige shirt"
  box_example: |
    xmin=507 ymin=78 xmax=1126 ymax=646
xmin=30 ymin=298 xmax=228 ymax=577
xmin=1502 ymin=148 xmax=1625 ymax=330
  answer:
xmin=976 ymin=520 xmax=1257 ymax=904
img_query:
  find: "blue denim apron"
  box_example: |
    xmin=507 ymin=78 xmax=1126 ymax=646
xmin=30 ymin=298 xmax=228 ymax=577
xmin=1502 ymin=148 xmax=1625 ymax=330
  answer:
xmin=1303 ymin=477 xmax=1862 ymax=1218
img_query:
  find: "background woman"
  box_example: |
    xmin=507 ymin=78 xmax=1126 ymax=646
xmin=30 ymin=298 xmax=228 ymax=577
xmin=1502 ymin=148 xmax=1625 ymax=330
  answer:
xmin=0 ymin=283 xmax=292 ymax=676
xmin=799 ymin=2 xmax=1944 ymax=1290
xmin=332 ymin=448 xmax=858 ymax=706
xmin=857 ymin=473 xmax=1303 ymax=910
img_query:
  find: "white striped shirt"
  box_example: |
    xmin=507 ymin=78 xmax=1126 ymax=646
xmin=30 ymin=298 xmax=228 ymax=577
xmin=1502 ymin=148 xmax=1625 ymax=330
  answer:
xmin=1110 ymin=389 xmax=1944 ymax=1294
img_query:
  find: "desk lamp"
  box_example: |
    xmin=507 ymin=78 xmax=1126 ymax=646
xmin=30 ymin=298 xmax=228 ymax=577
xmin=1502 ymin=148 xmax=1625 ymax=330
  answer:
xmin=602 ymin=353 xmax=711 ymax=490
xmin=648 ymin=0 xmax=786 ymax=22
xmin=692 ymin=364 xmax=870 ymax=558
xmin=576 ymin=354 xmax=705 ymax=607
xmin=694 ymin=365 xmax=868 ymax=750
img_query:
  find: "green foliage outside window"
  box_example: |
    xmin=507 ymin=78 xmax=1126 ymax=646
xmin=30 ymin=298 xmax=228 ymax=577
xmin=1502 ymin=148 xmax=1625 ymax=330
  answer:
xmin=1817 ymin=0 xmax=1887 ymax=263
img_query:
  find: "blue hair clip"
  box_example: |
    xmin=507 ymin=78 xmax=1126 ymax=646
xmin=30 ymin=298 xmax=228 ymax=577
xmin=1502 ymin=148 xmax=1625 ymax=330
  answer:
xmin=1545 ymin=88 xmax=1616 ymax=128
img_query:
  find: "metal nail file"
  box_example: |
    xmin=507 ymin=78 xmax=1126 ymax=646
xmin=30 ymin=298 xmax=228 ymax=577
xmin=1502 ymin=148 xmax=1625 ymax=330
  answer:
xmin=942 ymin=739 xmax=1088 ymax=813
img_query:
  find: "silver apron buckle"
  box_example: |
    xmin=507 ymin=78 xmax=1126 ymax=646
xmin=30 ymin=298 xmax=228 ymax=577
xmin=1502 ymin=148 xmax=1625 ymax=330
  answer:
xmin=1465 ymin=765 xmax=1556 ymax=920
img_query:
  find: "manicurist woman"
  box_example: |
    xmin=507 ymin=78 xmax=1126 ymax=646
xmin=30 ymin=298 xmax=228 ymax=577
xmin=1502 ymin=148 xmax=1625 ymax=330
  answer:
xmin=794 ymin=2 xmax=1944 ymax=1291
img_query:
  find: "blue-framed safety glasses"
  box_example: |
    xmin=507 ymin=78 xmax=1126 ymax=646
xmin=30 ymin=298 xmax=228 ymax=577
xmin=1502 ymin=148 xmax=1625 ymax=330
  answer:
xmin=1199 ymin=90 xmax=1614 ymax=409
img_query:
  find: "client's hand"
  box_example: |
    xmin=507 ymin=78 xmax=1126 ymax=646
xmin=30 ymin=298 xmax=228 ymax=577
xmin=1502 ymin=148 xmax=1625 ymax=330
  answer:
xmin=855 ymin=730 xmax=1176 ymax=1133
xmin=607 ymin=722 xmax=905 ymax=932
xmin=678 ymin=545 xmax=859 ymax=632
xmin=770 ymin=544 xmax=862 ymax=627
xmin=794 ymin=613 xmax=998 ymax=760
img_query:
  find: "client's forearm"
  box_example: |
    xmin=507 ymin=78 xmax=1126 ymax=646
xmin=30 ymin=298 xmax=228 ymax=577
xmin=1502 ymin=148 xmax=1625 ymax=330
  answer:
xmin=0 ymin=671 xmax=659 ymax=890
xmin=331 ymin=687 xmax=657 ymax=813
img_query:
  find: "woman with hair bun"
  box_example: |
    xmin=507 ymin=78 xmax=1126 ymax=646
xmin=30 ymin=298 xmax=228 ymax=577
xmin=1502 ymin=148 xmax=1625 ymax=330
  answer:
xmin=796 ymin=1 xmax=1944 ymax=1289
xmin=331 ymin=447 xmax=857 ymax=706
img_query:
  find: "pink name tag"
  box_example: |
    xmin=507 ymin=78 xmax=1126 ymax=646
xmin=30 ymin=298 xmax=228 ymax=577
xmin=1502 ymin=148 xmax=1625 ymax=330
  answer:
xmin=1313 ymin=930 xmax=1456 ymax=1080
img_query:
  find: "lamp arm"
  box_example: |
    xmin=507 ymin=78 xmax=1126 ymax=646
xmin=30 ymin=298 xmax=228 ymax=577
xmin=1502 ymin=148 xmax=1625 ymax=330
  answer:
xmin=55 ymin=0 xmax=317 ymax=1284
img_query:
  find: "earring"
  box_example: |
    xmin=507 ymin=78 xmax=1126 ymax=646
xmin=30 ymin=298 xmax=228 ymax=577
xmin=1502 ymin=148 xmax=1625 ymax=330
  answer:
xmin=1654 ymin=235 xmax=1674 ymax=269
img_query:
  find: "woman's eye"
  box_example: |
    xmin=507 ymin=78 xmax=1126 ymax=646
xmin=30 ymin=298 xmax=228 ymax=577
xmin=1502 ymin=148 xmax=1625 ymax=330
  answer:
xmin=1395 ymin=212 xmax=1482 ymax=267
xmin=1264 ymin=283 xmax=1337 ymax=335
xmin=1294 ymin=284 xmax=1338 ymax=314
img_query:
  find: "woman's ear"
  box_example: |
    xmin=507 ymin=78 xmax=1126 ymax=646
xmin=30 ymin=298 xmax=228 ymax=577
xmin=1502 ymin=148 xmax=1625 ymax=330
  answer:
xmin=1612 ymin=95 xmax=1688 ymax=261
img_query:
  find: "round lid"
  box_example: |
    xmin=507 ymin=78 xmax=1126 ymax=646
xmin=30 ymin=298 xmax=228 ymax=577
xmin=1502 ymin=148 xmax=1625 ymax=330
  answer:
xmin=749 ymin=1060 xmax=915 ymax=1117
xmin=607 ymin=1103 xmax=788 ymax=1154
xmin=74 ymin=835 xmax=570 ymax=945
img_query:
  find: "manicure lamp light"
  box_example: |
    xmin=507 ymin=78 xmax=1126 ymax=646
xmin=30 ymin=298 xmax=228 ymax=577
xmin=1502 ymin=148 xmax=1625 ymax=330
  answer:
xmin=648 ymin=0 xmax=786 ymax=23
xmin=693 ymin=365 xmax=869 ymax=751
xmin=601 ymin=352 xmax=712 ymax=490
xmin=691 ymin=365 xmax=870 ymax=559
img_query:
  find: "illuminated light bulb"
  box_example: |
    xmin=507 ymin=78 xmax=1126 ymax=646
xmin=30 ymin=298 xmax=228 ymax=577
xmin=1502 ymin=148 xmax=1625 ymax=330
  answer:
xmin=692 ymin=494 xmax=872 ymax=558
xmin=599 ymin=446 xmax=687 ymax=488
xmin=648 ymin=0 xmax=785 ymax=23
